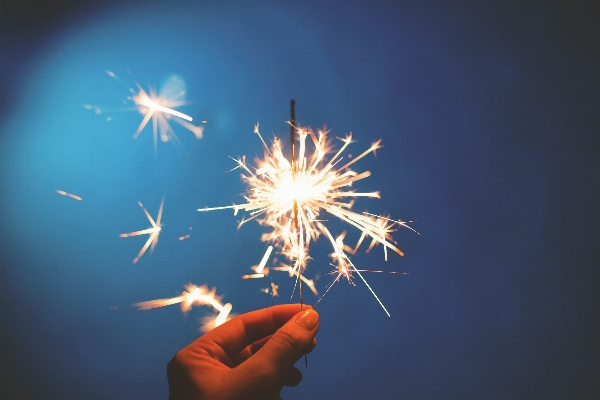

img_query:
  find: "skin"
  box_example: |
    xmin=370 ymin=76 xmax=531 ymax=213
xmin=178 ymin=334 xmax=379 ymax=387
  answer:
xmin=167 ymin=304 xmax=319 ymax=400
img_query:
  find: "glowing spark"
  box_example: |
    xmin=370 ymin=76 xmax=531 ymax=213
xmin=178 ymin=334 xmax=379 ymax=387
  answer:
xmin=132 ymin=284 xmax=233 ymax=332
xmin=241 ymin=246 xmax=319 ymax=297
xmin=256 ymin=246 xmax=273 ymax=274
xmin=179 ymin=226 xmax=193 ymax=240
xmin=56 ymin=190 xmax=82 ymax=201
xmin=260 ymin=282 xmax=280 ymax=297
xmin=199 ymin=124 xmax=416 ymax=314
xmin=86 ymin=71 xmax=205 ymax=152
xmin=242 ymin=246 xmax=273 ymax=279
xmin=120 ymin=196 xmax=164 ymax=264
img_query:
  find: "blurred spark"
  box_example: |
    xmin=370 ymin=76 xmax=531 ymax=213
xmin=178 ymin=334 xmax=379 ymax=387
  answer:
xmin=56 ymin=190 xmax=82 ymax=201
xmin=178 ymin=226 xmax=193 ymax=241
xmin=260 ymin=282 xmax=280 ymax=297
xmin=199 ymin=124 xmax=415 ymax=314
xmin=85 ymin=71 xmax=205 ymax=152
xmin=132 ymin=284 xmax=233 ymax=332
xmin=120 ymin=196 xmax=164 ymax=264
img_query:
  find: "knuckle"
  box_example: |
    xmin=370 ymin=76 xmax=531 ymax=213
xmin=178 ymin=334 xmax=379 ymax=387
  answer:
xmin=271 ymin=329 xmax=304 ymax=355
xmin=167 ymin=349 xmax=188 ymax=376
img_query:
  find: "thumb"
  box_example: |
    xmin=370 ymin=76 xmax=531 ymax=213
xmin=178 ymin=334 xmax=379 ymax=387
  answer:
xmin=258 ymin=309 xmax=319 ymax=370
xmin=232 ymin=309 xmax=319 ymax=388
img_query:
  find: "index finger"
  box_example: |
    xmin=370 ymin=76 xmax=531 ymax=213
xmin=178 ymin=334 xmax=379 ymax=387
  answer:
xmin=202 ymin=304 xmax=310 ymax=360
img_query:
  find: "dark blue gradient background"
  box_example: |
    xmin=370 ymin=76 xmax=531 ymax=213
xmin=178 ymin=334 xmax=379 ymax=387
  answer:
xmin=1 ymin=2 xmax=598 ymax=399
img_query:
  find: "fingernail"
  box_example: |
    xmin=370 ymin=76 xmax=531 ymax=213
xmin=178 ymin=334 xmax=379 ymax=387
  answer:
xmin=295 ymin=309 xmax=319 ymax=331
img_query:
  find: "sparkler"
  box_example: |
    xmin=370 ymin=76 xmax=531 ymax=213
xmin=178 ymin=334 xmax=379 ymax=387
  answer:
xmin=85 ymin=71 xmax=205 ymax=152
xmin=120 ymin=197 xmax=164 ymax=264
xmin=132 ymin=284 xmax=233 ymax=332
xmin=199 ymin=116 xmax=417 ymax=315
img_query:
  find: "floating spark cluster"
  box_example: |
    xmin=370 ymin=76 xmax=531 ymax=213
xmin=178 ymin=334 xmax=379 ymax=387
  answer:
xmin=200 ymin=124 xmax=417 ymax=315
xmin=132 ymin=284 xmax=233 ymax=332
xmin=120 ymin=197 xmax=164 ymax=264
xmin=242 ymin=245 xmax=319 ymax=297
xmin=84 ymin=71 xmax=204 ymax=152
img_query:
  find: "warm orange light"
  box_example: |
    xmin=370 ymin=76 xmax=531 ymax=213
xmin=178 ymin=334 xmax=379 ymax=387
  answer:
xmin=200 ymin=124 xmax=416 ymax=315
xmin=132 ymin=284 xmax=233 ymax=332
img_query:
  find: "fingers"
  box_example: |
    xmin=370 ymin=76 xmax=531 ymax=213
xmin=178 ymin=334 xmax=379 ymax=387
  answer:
xmin=230 ymin=308 xmax=319 ymax=390
xmin=283 ymin=367 xmax=303 ymax=387
xmin=201 ymin=304 xmax=311 ymax=361
xmin=230 ymin=335 xmax=272 ymax=366
xmin=249 ymin=335 xmax=272 ymax=354
xmin=255 ymin=309 xmax=319 ymax=370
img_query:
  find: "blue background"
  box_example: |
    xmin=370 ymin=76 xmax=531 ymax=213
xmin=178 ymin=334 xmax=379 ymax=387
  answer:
xmin=1 ymin=1 xmax=598 ymax=399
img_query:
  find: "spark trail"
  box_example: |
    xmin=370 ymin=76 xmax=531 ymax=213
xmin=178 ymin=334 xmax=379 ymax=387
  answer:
xmin=132 ymin=284 xmax=233 ymax=332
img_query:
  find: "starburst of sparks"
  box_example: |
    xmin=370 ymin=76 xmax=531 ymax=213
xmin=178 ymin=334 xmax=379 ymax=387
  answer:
xmin=120 ymin=197 xmax=164 ymax=264
xmin=199 ymin=123 xmax=417 ymax=315
xmin=84 ymin=71 xmax=205 ymax=152
xmin=132 ymin=284 xmax=233 ymax=332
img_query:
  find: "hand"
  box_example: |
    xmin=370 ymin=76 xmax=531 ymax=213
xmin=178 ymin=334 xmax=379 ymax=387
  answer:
xmin=167 ymin=304 xmax=319 ymax=400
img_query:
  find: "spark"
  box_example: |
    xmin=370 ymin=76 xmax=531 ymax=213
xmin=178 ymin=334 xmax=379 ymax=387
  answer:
xmin=120 ymin=196 xmax=164 ymax=263
xmin=56 ymin=190 xmax=82 ymax=201
xmin=179 ymin=226 xmax=193 ymax=241
xmin=199 ymin=124 xmax=416 ymax=314
xmin=132 ymin=284 xmax=233 ymax=332
xmin=85 ymin=71 xmax=205 ymax=152
xmin=260 ymin=282 xmax=280 ymax=297
xmin=241 ymin=246 xmax=319 ymax=296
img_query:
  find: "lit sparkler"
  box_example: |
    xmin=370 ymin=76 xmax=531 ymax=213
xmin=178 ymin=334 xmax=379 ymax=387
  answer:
xmin=132 ymin=284 xmax=233 ymax=332
xmin=199 ymin=123 xmax=416 ymax=315
xmin=85 ymin=71 xmax=205 ymax=152
xmin=120 ymin=197 xmax=164 ymax=264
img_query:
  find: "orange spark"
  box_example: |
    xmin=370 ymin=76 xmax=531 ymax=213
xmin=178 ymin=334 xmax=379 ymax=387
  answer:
xmin=132 ymin=284 xmax=233 ymax=332
xmin=56 ymin=190 xmax=82 ymax=201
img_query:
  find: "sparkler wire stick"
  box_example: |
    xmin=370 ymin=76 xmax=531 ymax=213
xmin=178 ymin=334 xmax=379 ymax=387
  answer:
xmin=290 ymin=99 xmax=308 ymax=368
xmin=290 ymin=100 xmax=303 ymax=311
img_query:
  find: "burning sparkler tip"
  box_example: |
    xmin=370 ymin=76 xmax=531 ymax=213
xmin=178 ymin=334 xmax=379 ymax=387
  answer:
xmin=202 ymin=120 xmax=416 ymax=313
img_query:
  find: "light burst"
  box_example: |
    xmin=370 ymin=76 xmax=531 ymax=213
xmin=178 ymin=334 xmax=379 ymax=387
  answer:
xmin=200 ymin=123 xmax=417 ymax=315
xmin=132 ymin=284 xmax=233 ymax=332
xmin=84 ymin=71 xmax=204 ymax=152
xmin=120 ymin=197 xmax=164 ymax=264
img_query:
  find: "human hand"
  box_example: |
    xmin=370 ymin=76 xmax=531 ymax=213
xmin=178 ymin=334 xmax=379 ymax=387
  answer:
xmin=167 ymin=304 xmax=319 ymax=400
